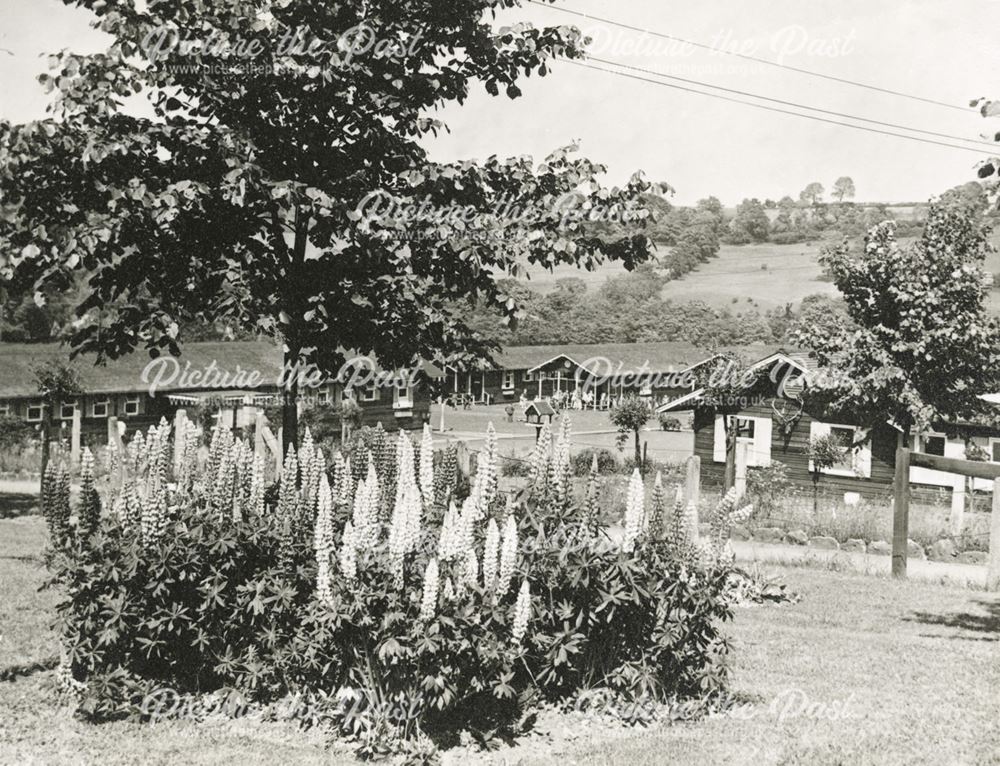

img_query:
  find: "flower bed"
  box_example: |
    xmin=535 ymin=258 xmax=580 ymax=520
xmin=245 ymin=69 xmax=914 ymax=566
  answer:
xmin=44 ymin=418 xmax=747 ymax=756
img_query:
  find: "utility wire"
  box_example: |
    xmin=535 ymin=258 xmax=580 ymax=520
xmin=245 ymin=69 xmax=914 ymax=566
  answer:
xmin=531 ymin=1 xmax=969 ymax=112
xmin=568 ymin=60 xmax=990 ymax=156
xmin=590 ymin=56 xmax=997 ymax=149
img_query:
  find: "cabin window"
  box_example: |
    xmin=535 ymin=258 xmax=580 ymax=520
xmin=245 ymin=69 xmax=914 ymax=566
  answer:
xmin=829 ymin=426 xmax=856 ymax=472
xmin=809 ymin=421 xmax=872 ymax=478
xmin=123 ymin=396 xmax=140 ymax=416
xmin=395 ymin=382 xmax=412 ymax=406
xmin=91 ymin=398 xmax=110 ymax=418
xmin=991 ymin=440 xmax=1000 ymax=463
xmin=501 ymin=371 xmax=515 ymax=390
xmin=26 ymin=404 xmax=43 ymax=422
xmin=0 ymin=402 xmax=9 ymax=417
xmin=362 ymin=382 xmax=379 ymax=402
xmin=60 ymin=403 xmax=76 ymax=420
xmin=923 ymin=435 xmax=945 ymax=457
xmin=713 ymin=415 xmax=772 ymax=467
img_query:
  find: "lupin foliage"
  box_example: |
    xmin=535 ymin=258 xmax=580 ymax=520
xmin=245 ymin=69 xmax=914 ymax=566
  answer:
xmin=51 ymin=418 xmax=740 ymax=758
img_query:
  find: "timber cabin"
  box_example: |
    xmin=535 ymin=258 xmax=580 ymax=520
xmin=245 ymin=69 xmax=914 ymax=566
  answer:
xmin=0 ymin=341 xmax=440 ymax=440
xmin=446 ymin=341 xmax=711 ymax=405
xmin=657 ymin=349 xmax=1000 ymax=502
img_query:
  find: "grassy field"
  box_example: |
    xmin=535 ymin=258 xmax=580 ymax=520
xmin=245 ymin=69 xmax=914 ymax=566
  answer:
xmin=659 ymin=241 xmax=837 ymax=311
xmin=2 ymin=515 xmax=997 ymax=765
xmin=523 ymin=241 xmax=837 ymax=310
xmin=523 ymin=236 xmax=1000 ymax=313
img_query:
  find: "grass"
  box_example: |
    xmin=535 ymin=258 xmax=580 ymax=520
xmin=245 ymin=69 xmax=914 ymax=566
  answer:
xmin=523 ymin=240 xmax=838 ymax=310
xmin=659 ymin=241 xmax=837 ymax=310
xmin=2 ymin=515 xmax=998 ymax=764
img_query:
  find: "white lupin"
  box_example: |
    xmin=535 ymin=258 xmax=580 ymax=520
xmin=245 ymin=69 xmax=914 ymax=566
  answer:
xmin=511 ymin=580 xmax=531 ymax=644
xmin=419 ymin=424 xmax=434 ymax=506
xmin=462 ymin=549 xmax=479 ymax=591
xmin=339 ymin=521 xmax=358 ymax=580
xmin=496 ymin=514 xmax=518 ymax=599
xmin=314 ymin=475 xmax=335 ymax=604
xmin=419 ymin=557 xmax=440 ymax=621
xmin=482 ymin=519 xmax=500 ymax=593
xmin=622 ymin=468 xmax=645 ymax=553
xmin=479 ymin=422 xmax=499 ymax=509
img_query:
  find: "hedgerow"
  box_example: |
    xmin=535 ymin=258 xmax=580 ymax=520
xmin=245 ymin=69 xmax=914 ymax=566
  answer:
xmin=44 ymin=416 xmax=748 ymax=756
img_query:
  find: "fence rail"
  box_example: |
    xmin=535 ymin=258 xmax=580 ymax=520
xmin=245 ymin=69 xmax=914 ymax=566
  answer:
xmin=895 ymin=447 xmax=1000 ymax=589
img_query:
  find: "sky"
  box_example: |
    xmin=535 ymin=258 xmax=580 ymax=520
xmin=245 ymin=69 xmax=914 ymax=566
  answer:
xmin=2 ymin=0 xmax=999 ymax=206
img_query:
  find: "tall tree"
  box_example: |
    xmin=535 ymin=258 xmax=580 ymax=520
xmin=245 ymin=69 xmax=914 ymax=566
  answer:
xmin=0 ymin=0 xmax=665 ymax=450
xmin=794 ymin=206 xmax=1000 ymax=444
xmin=831 ymin=176 xmax=855 ymax=202
xmin=799 ymin=182 xmax=825 ymax=206
xmin=729 ymin=198 xmax=770 ymax=243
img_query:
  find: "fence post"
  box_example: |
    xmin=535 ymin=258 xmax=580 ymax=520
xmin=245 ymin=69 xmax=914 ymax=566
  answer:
xmin=685 ymin=455 xmax=701 ymax=541
xmin=70 ymin=405 xmax=81 ymax=469
xmin=892 ymin=446 xmax=911 ymax=578
xmin=172 ymin=408 xmax=187 ymax=476
xmin=455 ymin=441 xmax=471 ymax=477
xmin=950 ymin=474 xmax=966 ymax=537
xmin=734 ymin=441 xmax=749 ymax=502
xmin=989 ymin=478 xmax=1000 ymax=590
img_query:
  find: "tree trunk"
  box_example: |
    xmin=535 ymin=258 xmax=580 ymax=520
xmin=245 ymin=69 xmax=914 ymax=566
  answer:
xmin=281 ymin=346 xmax=299 ymax=455
xmin=723 ymin=415 xmax=737 ymax=490
xmin=39 ymin=405 xmax=51 ymax=494
xmin=633 ymin=429 xmax=642 ymax=474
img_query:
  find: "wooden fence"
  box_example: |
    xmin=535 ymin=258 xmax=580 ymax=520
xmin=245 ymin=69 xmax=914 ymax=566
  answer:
xmin=894 ymin=448 xmax=1000 ymax=589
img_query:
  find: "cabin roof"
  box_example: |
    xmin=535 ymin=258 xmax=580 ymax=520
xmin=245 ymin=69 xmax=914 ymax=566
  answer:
xmin=0 ymin=341 xmax=443 ymax=399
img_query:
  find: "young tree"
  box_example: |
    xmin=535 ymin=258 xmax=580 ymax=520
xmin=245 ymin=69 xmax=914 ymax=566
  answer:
xmin=610 ymin=394 xmax=652 ymax=472
xmin=33 ymin=360 xmax=81 ymax=493
xmin=806 ymin=434 xmax=842 ymax=514
xmin=794 ymin=206 xmax=1000 ymax=445
xmin=832 ymin=176 xmax=855 ymax=202
xmin=0 ymin=1 xmax=666 ymax=451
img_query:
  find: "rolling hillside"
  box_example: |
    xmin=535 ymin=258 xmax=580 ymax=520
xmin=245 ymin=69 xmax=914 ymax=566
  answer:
xmin=522 ymin=235 xmax=1000 ymax=314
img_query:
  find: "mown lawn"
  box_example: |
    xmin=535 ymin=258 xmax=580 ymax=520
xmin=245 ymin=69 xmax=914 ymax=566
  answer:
xmin=2 ymin=515 xmax=998 ymax=765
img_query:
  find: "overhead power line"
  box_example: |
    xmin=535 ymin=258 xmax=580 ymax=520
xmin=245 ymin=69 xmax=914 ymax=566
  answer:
xmin=568 ymin=60 xmax=990 ymax=156
xmin=530 ymin=1 xmax=969 ymax=112
xmin=590 ymin=57 xmax=997 ymax=149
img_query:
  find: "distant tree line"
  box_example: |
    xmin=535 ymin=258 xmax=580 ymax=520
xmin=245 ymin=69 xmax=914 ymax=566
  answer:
xmin=463 ymin=265 xmax=851 ymax=349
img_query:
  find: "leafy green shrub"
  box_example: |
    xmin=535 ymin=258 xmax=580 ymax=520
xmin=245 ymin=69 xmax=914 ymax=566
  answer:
xmin=571 ymin=447 xmax=619 ymax=476
xmin=0 ymin=414 xmax=34 ymax=451
xmin=498 ymin=451 xmax=531 ymax=477
xmin=46 ymin=416 xmax=742 ymax=756
xmin=658 ymin=414 xmax=681 ymax=431
xmin=745 ymin=462 xmax=793 ymax=522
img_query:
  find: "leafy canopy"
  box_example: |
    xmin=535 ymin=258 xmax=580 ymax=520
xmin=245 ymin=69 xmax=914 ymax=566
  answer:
xmin=794 ymin=206 xmax=1000 ymax=435
xmin=0 ymin=0 xmax=666 ymax=382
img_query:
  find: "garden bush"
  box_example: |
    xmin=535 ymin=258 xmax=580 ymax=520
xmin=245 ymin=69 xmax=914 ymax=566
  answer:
xmin=570 ymin=447 xmax=619 ymax=476
xmin=657 ymin=414 xmax=682 ymax=431
xmin=0 ymin=414 xmax=34 ymax=451
xmin=745 ymin=462 xmax=793 ymax=522
xmin=45 ymin=415 xmax=745 ymax=756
